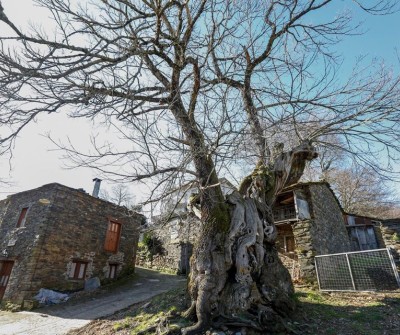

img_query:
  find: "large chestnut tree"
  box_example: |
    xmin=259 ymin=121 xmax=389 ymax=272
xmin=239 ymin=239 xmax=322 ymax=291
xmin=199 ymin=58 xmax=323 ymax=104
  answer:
xmin=1 ymin=1 xmax=399 ymax=333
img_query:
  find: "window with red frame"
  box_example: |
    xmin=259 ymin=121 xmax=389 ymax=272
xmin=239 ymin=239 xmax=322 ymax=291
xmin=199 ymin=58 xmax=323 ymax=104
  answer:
xmin=69 ymin=261 xmax=88 ymax=280
xmin=16 ymin=207 xmax=29 ymax=228
xmin=108 ymin=263 xmax=118 ymax=279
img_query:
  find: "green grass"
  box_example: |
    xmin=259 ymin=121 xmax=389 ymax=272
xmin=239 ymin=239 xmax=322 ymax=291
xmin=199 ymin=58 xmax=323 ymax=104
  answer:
xmin=113 ymin=317 xmax=132 ymax=331
xmin=292 ymin=288 xmax=400 ymax=335
xmin=108 ymin=288 xmax=189 ymax=335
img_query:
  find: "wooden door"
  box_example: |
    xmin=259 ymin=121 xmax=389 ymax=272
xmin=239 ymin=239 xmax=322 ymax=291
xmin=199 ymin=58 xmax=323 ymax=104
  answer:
xmin=104 ymin=221 xmax=122 ymax=252
xmin=0 ymin=261 xmax=14 ymax=301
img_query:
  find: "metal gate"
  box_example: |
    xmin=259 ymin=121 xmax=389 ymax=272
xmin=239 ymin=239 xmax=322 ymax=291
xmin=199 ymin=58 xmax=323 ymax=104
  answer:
xmin=315 ymin=248 xmax=400 ymax=291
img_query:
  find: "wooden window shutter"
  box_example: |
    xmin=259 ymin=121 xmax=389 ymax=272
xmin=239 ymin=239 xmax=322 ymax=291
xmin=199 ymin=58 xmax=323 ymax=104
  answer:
xmin=108 ymin=264 xmax=118 ymax=279
xmin=104 ymin=220 xmax=122 ymax=252
xmin=69 ymin=261 xmax=88 ymax=279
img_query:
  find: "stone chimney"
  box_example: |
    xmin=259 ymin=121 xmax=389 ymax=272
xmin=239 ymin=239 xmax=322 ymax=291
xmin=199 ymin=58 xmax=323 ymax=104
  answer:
xmin=92 ymin=178 xmax=102 ymax=198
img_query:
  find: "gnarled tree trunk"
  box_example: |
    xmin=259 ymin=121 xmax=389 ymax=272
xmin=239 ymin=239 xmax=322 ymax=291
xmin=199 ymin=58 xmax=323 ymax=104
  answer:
xmin=183 ymin=142 xmax=317 ymax=334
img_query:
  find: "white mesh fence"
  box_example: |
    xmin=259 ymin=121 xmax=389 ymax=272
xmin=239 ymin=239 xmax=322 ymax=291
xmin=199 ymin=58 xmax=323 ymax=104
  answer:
xmin=315 ymin=248 xmax=400 ymax=291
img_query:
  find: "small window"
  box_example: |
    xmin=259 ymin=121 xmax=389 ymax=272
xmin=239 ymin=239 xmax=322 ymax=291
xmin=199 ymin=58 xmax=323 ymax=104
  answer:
xmin=104 ymin=220 xmax=122 ymax=252
xmin=294 ymin=190 xmax=311 ymax=220
xmin=16 ymin=207 xmax=29 ymax=228
xmin=347 ymin=215 xmax=355 ymax=226
xmin=108 ymin=264 xmax=118 ymax=279
xmin=69 ymin=261 xmax=88 ymax=279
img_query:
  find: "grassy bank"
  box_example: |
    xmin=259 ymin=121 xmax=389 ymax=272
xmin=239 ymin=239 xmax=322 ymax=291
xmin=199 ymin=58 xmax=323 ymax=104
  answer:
xmin=68 ymin=287 xmax=400 ymax=335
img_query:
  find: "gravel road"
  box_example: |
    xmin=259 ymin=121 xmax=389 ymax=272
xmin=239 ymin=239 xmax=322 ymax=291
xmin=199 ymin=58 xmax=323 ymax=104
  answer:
xmin=0 ymin=267 xmax=185 ymax=335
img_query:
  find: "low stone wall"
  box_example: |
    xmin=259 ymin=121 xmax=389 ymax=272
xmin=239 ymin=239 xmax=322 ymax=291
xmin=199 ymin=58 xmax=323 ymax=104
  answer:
xmin=379 ymin=220 xmax=400 ymax=266
xmin=136 ymin=244 xmax=184 ymax=274
xmin=291 ymin=220 xmax=317 ymax=282
xmin=146 ymin=214 xmax=200 ymax=275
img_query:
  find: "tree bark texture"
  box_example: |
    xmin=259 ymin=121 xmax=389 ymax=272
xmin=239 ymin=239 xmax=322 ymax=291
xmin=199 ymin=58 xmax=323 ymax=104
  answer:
xmin=183 ymin=142 xmax=317 ymax=334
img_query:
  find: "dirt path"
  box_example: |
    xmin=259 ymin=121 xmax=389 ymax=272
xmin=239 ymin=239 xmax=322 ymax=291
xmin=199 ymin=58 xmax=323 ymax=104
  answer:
xmin=0 ymin=267 xmax=186 ymax=335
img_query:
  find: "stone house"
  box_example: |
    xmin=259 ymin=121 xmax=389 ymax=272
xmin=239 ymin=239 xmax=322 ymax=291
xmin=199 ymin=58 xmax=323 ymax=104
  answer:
xmin=274 ymin=181 xmax=352 ymax=281
xmin=274 ymin=183 xmax=399 ymax=280
xmin=0 ymin=183 xmax=143 ymax=307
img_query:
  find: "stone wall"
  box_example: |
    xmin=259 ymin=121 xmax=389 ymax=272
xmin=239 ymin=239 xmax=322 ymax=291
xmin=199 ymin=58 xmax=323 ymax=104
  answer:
xmin=0 ymin=183 xmax=142 ymax=305
xmin=278 ymin=254 xmax=300 ymax=281
xmin=379 ymin=219 xmax=400 ymax=266
xmin=291 ymin=219 xmax=315 ymax=281
xmin=307 ymin=184 xmax=351 ymax=254
xmin=140 ymin=213 xmax=200 ymax=274
xmin=0 ymin=186 xmax=56 ymax=305
xmin=290 ymin=183 xmax=352 ymax=281
xmin=373 ymin=225 xmax=387 ymax=249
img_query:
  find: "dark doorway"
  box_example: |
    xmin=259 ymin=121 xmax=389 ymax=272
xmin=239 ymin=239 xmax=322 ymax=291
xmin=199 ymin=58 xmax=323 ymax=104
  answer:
xmin=179 ymin=243 xmax=193 ymax=275
xmin=0 ymin=261 xmax=14 ymax=301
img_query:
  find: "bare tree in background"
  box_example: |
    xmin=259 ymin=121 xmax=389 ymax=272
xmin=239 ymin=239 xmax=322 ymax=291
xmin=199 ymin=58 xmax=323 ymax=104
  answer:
xmin=301 ymin=135 xmax=347 ymax=180
xmin=301 ymin=142 xmax=400 ymax=219
xmin=1 ymin=1 xmax=400 ymax=333
xmin=100 ymin=183 xmax=144 ymax=212
xmin=100 ymin=184 xmax=133 ymax=207
xmin=328 ymin=165 xmax=400 ymax=218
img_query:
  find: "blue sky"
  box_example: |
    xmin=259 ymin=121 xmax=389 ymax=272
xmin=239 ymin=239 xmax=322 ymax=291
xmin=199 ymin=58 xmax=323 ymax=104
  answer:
xmin=0 ymin=0 xmax=399 ymax=201
xmin=334 ymin=3 xmax=400 ymax=69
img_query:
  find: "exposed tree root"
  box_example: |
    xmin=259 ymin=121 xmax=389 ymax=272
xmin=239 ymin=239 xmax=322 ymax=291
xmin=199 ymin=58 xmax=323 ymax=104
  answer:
xmin=181 ymin=301 xmax=196 ymax=320
xmin=181 ymin=321 xmax=209 ymax=335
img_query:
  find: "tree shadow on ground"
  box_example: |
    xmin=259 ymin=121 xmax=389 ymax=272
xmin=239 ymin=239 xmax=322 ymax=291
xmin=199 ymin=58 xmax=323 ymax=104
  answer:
xmin=290 ymin=290 xmax=400 ymax=335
